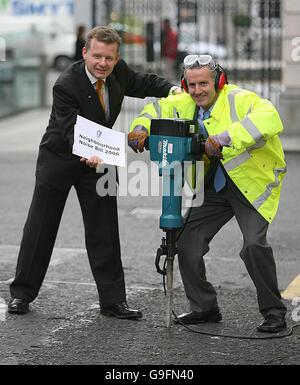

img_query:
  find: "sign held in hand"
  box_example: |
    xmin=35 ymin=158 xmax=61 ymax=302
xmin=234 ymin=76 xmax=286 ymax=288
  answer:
xmin=72 ymin=115 xmax=126 ymax=167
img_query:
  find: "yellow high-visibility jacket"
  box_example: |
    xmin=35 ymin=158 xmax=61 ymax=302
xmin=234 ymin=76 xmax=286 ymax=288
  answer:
xmin=130 ymin=84 xmax=286 ymax=223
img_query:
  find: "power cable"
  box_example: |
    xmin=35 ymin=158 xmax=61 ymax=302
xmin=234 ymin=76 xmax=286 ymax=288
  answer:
xmin=160 ymin=196 xmax=300 ymax=339
xmin=162 ymin=261 xmax=300 ymax=339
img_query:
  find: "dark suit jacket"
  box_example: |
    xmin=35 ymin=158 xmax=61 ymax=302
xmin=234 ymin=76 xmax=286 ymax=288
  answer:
xmin=40 ymin=59 xmax=174 ymax=158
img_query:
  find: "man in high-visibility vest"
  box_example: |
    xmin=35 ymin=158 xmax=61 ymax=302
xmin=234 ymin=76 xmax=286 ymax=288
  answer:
xmin=128 ymin=54 xmax=287 ymax=333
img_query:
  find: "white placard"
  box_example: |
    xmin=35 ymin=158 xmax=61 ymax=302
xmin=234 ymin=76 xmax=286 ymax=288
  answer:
xmin=72 ymin=115 xmax=126 ymax=167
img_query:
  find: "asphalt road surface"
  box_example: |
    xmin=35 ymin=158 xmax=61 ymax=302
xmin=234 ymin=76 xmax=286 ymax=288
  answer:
xmin=0 ymin=109 xmax=299 ymax=368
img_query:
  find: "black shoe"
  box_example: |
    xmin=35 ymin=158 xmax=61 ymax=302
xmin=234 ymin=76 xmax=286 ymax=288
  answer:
xmin=257 ymin=315 xmax=287 ymax=333
xmin=100 ymin=302 xmax=142 ymax=320
xmin=174 ymin=309 xmax=222 ymax=325
xmin=8 ymin=298 xmax=30 ymax=314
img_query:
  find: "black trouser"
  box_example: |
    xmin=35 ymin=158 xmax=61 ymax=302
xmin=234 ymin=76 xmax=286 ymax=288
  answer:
xmin=177 ymin=179 xmax=286 ymax=318
xmin=10 ymin=149 xmax=125 ymax=306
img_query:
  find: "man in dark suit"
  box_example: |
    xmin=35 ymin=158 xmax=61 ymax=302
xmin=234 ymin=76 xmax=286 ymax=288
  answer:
xmin=8 ymin=26 xmax=180 ymax=319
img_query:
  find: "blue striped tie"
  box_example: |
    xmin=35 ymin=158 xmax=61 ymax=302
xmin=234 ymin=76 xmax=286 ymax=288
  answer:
xmin=199 ymin=110 xmax=226 ymax=192
xmin=198 ymin=110 xmax=209 ymax=137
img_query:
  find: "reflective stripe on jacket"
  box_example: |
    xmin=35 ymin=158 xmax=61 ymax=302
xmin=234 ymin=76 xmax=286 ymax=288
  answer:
xmin=130 ymin=84 xmax=286 ymax=223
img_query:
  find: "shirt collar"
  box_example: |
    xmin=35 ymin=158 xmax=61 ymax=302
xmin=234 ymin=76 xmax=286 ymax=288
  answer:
xmin=199 ymin=104 xmax=214 ymax=119
xmin=85 ymin=66 xmax=106 ymax=85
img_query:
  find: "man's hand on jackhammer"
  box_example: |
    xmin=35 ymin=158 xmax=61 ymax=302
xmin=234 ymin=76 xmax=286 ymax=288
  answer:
xmin=128 ymin=126 xmax=148 ymax=153
xmin=205 ymin=130 xmax=231 ymax=159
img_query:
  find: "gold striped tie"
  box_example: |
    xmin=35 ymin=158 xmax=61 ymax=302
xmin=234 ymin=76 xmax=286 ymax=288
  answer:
xmin=95 ymin=79 xmax=106 ymax=113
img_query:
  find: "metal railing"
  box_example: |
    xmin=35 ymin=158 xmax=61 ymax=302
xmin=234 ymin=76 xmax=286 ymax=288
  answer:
xmin=93 ymin=0 xmax=282 ymax=130
xmin=0 ymin=0 xmax=282 ymax=123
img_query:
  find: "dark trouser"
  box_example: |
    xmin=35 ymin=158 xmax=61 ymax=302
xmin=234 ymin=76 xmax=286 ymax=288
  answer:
xmin=10 ymin=150 xmax=125 ymax=306
xmin=177 ymin=179 xmax=286 ymax=318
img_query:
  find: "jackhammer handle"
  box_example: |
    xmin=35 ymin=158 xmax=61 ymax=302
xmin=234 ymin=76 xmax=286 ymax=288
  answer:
xmin=144 ymin=136 xmax=149 ymax=151
xmin=155 ymin=247 xmax=166 ymax=275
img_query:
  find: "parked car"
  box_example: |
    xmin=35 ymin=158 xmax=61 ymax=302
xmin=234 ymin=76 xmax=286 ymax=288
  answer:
xmin=178 ymin=30 xmax=227 ymax=59
xmin=108 ymin=22 xmax=145 ymax=45
xmin=0 ymin=16 xmax=76 ymax=71
xmin=108 ymin=22 xmax=146 ymax=69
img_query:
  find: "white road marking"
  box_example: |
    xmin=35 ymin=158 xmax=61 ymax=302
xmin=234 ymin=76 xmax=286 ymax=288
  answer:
xmin=0 ymin=297 xmax=7 ymax=322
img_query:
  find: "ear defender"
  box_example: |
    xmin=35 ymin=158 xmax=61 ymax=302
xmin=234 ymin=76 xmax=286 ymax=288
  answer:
xmin=181 ymin=75 xmax=189 ymax=93
xmin=214 ymin=65 xmax=228 ymax=91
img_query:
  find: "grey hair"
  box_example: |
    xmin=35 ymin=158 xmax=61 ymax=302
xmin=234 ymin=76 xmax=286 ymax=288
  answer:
xmin=183 ymin=60 xmax=218 ymax=79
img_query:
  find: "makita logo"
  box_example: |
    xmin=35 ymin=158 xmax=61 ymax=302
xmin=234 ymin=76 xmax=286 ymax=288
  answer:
xmin=162 ymin=139 xmax=168 ymax=167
